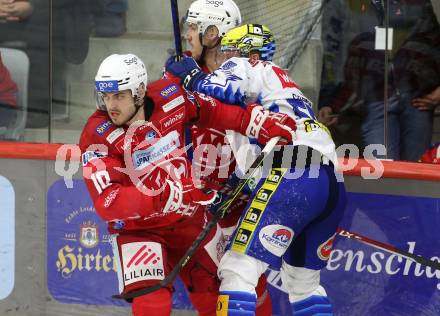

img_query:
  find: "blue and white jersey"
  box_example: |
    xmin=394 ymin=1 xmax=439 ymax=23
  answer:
xmin=194 ymin=57 xmax=338 ymax=168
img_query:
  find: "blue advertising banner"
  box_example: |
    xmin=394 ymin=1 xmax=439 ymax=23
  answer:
xmin=46 ymin=179 xmax=192 ymax=310
xmin=47 ymin=180 xmax=440 ymax=315
xmin=0 ymin=176 xmax=15 ymax=301
xmin=47 ymin=179 xmax=127 ymax=306
xmin=265 ymin=192 xmax=440 ymax=316
xmin=321 ymin=192 xmax=440 ymax=316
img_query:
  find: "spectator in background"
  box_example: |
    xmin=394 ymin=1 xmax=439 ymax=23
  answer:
xmin=0 ymin=0 xmax=25 ymax=135
xmin=0 ymin=0 xmax=48 ymax=128
xmin=318 ymin=0 xmax=440 ymax=161
xmin=0 ymin=0 xmax=90 ymax=129
xmin=0 ymin=0 xmax=33 ymax=24
xmin=0 ymin=51 xmax=17 ymax=129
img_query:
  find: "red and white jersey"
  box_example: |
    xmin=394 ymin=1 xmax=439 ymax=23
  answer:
xmin=164 ymin=57 xmax=236 ymax=189
xmin=79 ymin=78 xmax=246 ymax=231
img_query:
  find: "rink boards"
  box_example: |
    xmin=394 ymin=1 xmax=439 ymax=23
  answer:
xmin=0 ymin=145 xmax=439 ymax=316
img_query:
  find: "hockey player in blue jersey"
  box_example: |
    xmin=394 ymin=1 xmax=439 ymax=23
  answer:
xmin=166 ymin=24 xmax=347 ymax=316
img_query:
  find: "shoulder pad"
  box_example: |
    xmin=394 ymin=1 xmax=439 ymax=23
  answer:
xmin=147 ymin=79 xmax=186 ymax=113
xmin=79 ymin=111 xmax=125 ymax=152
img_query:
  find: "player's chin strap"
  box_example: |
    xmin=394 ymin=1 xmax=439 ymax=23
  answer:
xmin=112 ymin=137 xmax=281 ymax=300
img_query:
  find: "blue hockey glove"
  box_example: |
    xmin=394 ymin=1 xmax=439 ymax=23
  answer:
xmin=165 ymin=56 xmax=206 ymax=91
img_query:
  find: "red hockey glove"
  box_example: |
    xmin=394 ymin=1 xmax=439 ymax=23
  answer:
xmin=162 ymin=177 xmax=217 ymax=215
xmin=241 ymin=104 xmax=296 ymax=145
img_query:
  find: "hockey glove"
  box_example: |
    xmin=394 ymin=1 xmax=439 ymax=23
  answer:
xmin=165 ymin=56 xmax=206 ymax=91
xmin=162 ymin=177 xmax=217 ymax=215
xmin=241 ymin=104 xmax=297 ymax=145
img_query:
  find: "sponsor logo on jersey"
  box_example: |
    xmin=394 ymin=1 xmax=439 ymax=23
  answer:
xmin=234 ymin=228 xmax=253 ymax=246
xmin=106 ymin=128 xmax=124 ymax=144
xmin=304 ymin=119 xmax=331 ymax=136
xmin=81 ymin=150 xmax=108 ymax=166
xmin=247 ymin=176 xmax=258 ymax=191
xmin=145 ymin=130 xmax=156 ymax=141
xmin=291 ymin=93 xmax=312 ymax=107
xmin=162 ymin=95 xmax=184 ymax=112
xmin=103 ymin=188 xmax=120 ymax=208
xmin=122 ymin=241 xmax=164 ymax=285
xmin=231 ymin=168 xmax=287 ymax=254
xmin=267 ymin=169 xmax=283 ymax=184
xmin=221 ymin=60 xmax=237 ymax=70
xmin=304 ymin=119 xmax=322 ymax=132
xmin=255 ymin=188 xmax=273 ymax=203
xmin=95 ymin=80 xmax=119 ymax=92
xmin=160 ymin=84 xmax=178 ymax=98
xmin=132 ymin=130 xmax=180 ymax=169
xmin=272 ymin=66 xmax=298 ymax=89
xmin=317 ymin=233 xmax=336 ymax=261
xmin=197 ymin=93 xmax=217 ymax=107
xmin=161 ymin=108 xmax=185 ymax=129
xmin=259 ymin=225 xmax=294 ymax=256
xmin=95 ymin=120 xmax=113 ymax=135
xmin=243 ymin=207 xmax=262 ymax=225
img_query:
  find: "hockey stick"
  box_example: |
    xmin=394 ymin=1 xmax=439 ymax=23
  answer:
xmin=170 ymin=0 xmax=183 ymax=59
xmin=337 ymin=228 xmax=440 ymax=270
xmin=112 ymin=137 xmax=280 ymax=300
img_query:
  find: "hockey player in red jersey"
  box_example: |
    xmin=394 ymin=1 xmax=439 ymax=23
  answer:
xmin=163 ymin=1 xmax=274 ymax=314
xmin=79 ymin=53 xmax=296 ymax=316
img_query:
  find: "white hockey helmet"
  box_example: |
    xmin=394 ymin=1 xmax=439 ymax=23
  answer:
xmin=95 ymin=53 xmax=148 ymax=110
xmin=186 ymin=0 xmax=242 ymax=37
